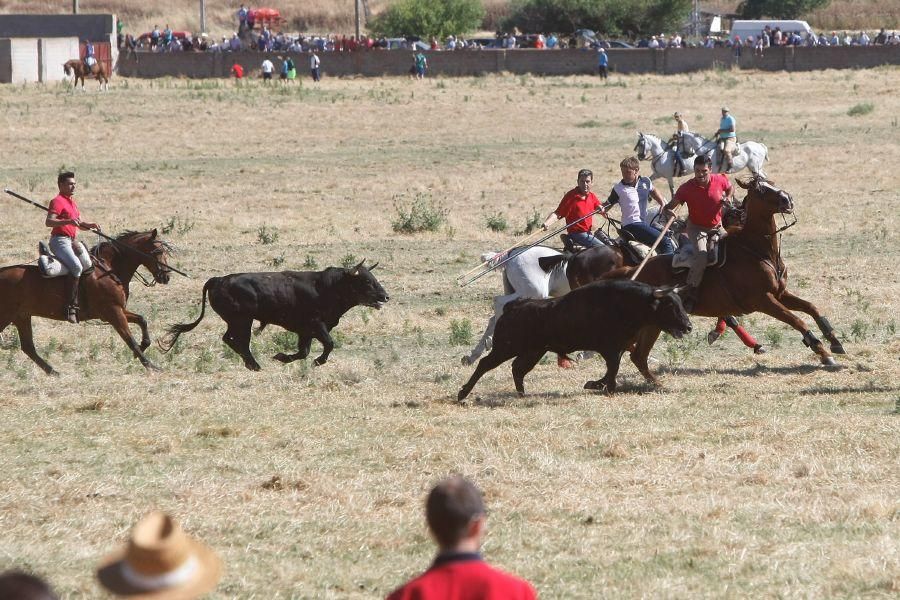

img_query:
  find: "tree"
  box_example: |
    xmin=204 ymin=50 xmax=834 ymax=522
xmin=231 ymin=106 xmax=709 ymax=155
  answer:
xmin=737 ymin=0 xmax=831 ymax=19
xmin=370 ymin=0 xmax=485 ymax=39
xmin=503 ymin=0 xmax=691 ymax=37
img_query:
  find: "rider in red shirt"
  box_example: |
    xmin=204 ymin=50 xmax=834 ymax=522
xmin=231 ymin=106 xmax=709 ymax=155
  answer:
xmin=542 ymin=168 xmax=604 ymax=248
xmin=46 ymin=171 xmax=100 ymax=322
xmin=387 ymin=477 xmax=536 ymax=600
xmin=663 ymin=154 xmax=733 ymax=310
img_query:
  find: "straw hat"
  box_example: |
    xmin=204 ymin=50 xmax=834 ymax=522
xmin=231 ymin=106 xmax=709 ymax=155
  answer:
xmin=96 ymin=512 xmax=221 ymax=599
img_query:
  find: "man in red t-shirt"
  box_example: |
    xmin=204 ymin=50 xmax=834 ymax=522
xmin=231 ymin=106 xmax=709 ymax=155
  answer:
xmin=46 ymin=171 xmax=100 ymax=322
xmin=231 ymin=63 xmax=244 ymax=79
xmin=541 ymin=168 xmax=603 ymax=248
xmin=663 ymin=154 xmax=733 ymax=310
xmin=387 ymin=476 xmax=536 ymax=600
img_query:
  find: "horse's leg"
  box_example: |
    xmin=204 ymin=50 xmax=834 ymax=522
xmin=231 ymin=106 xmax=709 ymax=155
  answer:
xmin=124 ymin=310 xmax=152 ymax=352
xmin=778 ymin=291 xmax=845 ymax=354
xmin=630 ymin=327 xmax=662 ymax=386
xmin=464 ymin=293 xmax=515 ymax=366
xmin=709 ymin=316 xmax=765 ymax=354
xmin=222 ymin=317 xmax=260 ymax=371
xmin=755 ymin=293 xmax=835 ymax=365
xmin=510 ymin=349 xmax=545 ymax=397
xmin=458 ymin=346 xmax=517 ymax=401
xmin=106 ymin=308 xmax=160 ymax=370
xmin=274 ymin=334 xmax=312 ymax=363
xmin=14 ymin=317 xmax=57 ymax=375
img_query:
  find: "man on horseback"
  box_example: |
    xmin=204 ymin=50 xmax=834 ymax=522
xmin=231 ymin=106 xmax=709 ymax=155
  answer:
xmin=45 ymin=172 xmax=101 ymax=323
xmin=669 ymin=111 xmax=690 ymax=176
xmin=84 ymin=40 xmax=96 ymax=71
xmin=603 ymin=157 xmax=675 ymax=255
xmin=715 ymin=106 xmax=737 ymax=172
xmin=541 ymin=169 xmax=603 ymax=248
xmin=663 ymin=155 xmax=733 ymax=311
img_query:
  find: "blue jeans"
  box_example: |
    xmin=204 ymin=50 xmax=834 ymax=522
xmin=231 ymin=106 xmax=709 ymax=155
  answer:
xmin=568 ymin=231 xmax=604 ymax=248
xmin=622 ymin=222 xmax=675 ymax=255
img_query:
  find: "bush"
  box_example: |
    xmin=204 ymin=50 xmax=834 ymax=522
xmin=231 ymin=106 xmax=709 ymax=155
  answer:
xmin=520 ymin=209 xmax=543 ymax=235
xmin=486 ymin=212 xmax=508 ymax=232
xmin=737 ymin=0 xmax=830 ymax=19
xmin=392 ymin=194 xmax=449 ymax=234
xmin=257 ymin=226 xmax=279 ymax=245
xmin=371 ymin=0 xmax=484 ymax=39
xmin=449 ymin=319 xmax=473 ymax=346
xmin=847 ymin=102 xmax=874 ymax=117
xmin=504 ymin=0 xmax=691 ymax=37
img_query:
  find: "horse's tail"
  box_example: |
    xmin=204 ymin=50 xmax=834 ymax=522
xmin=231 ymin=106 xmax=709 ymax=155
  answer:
xmin=158 ymin=277 xmax=215 ymax=352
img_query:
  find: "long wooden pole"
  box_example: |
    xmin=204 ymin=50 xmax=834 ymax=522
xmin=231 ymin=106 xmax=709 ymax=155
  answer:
xmin=455 ymin=225 xmax=548 ymax=283
xmin=630 ymin=215 xmax=675 ymax=280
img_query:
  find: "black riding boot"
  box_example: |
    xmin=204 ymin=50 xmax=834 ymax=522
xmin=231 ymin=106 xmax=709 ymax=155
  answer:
xmin=64 ymin=275 xmax=80 ymax=323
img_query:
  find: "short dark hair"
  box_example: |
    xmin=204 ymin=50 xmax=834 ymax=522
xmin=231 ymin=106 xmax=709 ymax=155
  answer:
xmin=0 ymin=571 xmax=58 ymax=600
xmin=425 ymin=476 xmax=485 ymax=548
xmin=620 ymin=157 xmax=640 ymax=171
xmin=57 ymin=171 xmax=75 ymax=184
xmin=694 ymin=154 xmax=712 ymax=167
xmin=577 ymin=169 xmax=593 ymax=180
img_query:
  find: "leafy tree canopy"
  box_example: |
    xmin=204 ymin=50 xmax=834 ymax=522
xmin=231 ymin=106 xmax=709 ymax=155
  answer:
xmin=503 ymin=0 xmax=692 ymax=37
xmin=370 ymin=0 xmax=485 ymax=39
xmin=738 ymin=0 xmax=831 ymax=19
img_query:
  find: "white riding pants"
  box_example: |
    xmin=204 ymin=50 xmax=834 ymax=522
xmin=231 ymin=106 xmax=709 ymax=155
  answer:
xmin=50 ymin=235 xmax=89 ymax=277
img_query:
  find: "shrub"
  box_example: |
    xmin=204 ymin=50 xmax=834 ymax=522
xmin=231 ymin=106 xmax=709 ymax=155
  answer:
xmin=303 ymin=254 xmax=318 ymax=269
xmin=449 ymin=319 xmax=473 ymax=346
xmin=520 ymin=210 xmax=543 ymax=235
xmin=257 ymin=226 xmax=279 ymax=245
xmin=504 ymin=0 xmax=690 ymax=37
xmin=371 ymin=0 xmax=484 ymax=39
xmin=847 ymin=102 xmax=874 ymax=117
xmin=392 ymin=194 xmax=448 ymax=234
xmin=341 ymin=254 xmax=358 ymax=269
xmin=486 ymin=212 xmax=508 ymax=232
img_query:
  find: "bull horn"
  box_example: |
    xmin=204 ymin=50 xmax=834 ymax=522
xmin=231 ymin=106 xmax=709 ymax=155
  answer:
xmin=368 ymin=262 xmax=379 ymax=270
xmin=150 ymin=228 xmax=158 ymax=240
xmin=352 ymin=259 xmax=365 ymax=273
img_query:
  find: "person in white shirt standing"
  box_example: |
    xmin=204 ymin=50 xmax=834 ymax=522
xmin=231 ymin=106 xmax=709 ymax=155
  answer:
xmin=260 ymin=58 xmax=274 ymax=83
xmin=309 ymin=50 xmax=321 ymax=82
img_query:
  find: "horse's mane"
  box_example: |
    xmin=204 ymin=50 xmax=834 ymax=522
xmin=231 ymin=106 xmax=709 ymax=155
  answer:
xmin=90 ymin=230 xmax=176 ymax=255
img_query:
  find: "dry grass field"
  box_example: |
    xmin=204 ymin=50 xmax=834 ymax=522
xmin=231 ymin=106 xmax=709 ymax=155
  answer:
xmin=0 ymin=67 xmax=899 ymax=598
xmin=1 ymin=0 xmax=897 ymax=35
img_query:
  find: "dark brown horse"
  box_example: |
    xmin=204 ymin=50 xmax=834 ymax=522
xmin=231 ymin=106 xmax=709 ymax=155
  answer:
xmin=0 ymin=230 xmax=173 ymax=374
xmin=63 ymin=59 xmax=110 ymax=91
xmin=606 ymin=176 xmax=844 ymax=385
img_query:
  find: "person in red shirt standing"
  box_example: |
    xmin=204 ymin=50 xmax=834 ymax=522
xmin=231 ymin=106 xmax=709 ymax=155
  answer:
xmin=231 ymin=62 xmax=244 ymax=79
xmin=387 ymin=476 xmax=536 ymax=600
xmin=46 ymin=171 xmax=100 ymax=323
xmin=663 ymin=154 xmax=733 ymax=310
xmin=541 ymin=168 xmax=604 ymax=248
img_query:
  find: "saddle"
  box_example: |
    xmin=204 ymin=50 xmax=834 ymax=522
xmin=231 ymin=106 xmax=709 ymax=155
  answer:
xmin=671 ymin=235 xmax=727 ymax=271
xmin=37 ymin=241 xmax=95 ymax=278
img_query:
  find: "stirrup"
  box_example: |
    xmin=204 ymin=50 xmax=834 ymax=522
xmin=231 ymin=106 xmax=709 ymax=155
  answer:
xmin=66 ymin=305 xmax=79 ymax=324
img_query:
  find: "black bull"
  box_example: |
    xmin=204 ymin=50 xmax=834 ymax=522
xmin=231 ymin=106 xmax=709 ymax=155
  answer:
xmin=458 ymin=280 xmax=692 ymax=399
xmin=162 ymin=262 xmax=388 ymax=370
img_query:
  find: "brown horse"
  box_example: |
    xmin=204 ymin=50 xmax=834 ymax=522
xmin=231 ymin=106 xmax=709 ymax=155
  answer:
xmin=0 ymin=230 xmax=173 ymax=375
xmin=606 ymin=176 xmax=844 ymax=386
xmin=63 ymin=59 xmax=110 ymax=91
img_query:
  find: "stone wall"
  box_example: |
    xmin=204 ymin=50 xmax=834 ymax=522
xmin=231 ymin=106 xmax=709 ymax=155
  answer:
xmin=117 ymin=46 xmax=900 ymax=79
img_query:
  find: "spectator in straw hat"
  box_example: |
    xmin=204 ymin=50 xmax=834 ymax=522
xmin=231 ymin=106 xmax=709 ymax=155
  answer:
xmin=387 ymin=476 xmax=536 ymax=600
xmin=0 ymin=570 xmax=58 ymax=600
xmin=96 ymin=511 xmax=222 ymax=599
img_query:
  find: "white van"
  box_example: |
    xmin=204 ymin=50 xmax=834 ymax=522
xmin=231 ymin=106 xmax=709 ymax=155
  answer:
xmin=730 ymin=19 xmax=813 ymax=41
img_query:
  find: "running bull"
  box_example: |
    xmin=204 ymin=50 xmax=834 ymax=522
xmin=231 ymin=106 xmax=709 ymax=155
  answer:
xmin=457 ymin=280 xmax=692 ymax=399
xmin=162 ymin=261 xmax=388 ymax=370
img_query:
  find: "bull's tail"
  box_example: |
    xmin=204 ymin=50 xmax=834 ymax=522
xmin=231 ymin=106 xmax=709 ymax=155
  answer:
xmin=158 ymin=278 xmax=215 ymax=352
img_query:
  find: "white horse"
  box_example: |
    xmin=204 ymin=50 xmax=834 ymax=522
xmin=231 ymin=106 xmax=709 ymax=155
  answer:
xmin=634 ymin=132 xmax=696 ymax=196
xmin=463 ymin=246 xmax=571 ymax=366
xmin=679 ymin=132 xmax=768 ymax=178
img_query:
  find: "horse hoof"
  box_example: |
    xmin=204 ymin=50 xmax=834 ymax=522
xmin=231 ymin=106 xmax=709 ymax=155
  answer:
xmin=820 ymin=356 xmax=837 ymax=367
xmin=273 ymin=352 xmax=290 ymax=363
xmin=558 ymin=357 xmax=575 ymax=369
xmin=457 ymin=388 xmax=470 ymax=401
xmin=461 ymin=356 xmax=473 ymax=366
xmin=831 ymin=343 xmax=846 ymax=355
xmin=146 ymin=361 xmax=162 ymax=372
xmin=707 ymin=331 xmax=720 ymax=345
xmin=583 ymin=380 xmax=604 ymax=391
xmin=753 ymin=345 xmax=767 ymax=355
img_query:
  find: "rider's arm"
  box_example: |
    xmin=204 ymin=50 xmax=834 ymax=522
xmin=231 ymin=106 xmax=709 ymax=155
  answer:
xmin=649 ymin=187 xmax=667 ymax=207
xmin=45 ymin=212 xmax=77 ymax=228
xmin=541 ymin=211 xmax=560 ymax=230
